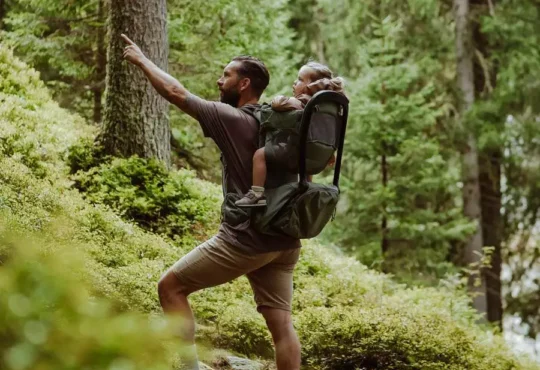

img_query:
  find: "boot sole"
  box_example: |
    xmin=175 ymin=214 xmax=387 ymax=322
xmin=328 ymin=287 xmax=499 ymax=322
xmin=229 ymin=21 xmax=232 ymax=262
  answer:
xmin=236 ymin=201 xmax=267 ymax=208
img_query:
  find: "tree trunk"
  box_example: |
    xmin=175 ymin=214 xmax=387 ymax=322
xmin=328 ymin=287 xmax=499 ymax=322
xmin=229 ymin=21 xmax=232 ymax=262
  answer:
xmin=0 ymin=0 xmax=6 ymax=30
xmin=472 ymin=0 xmax=502 ymax=327
xmin=381 ymin=148 xmax=389 ymax=256
xmin=93 ymin=89 xmax=102 ymax=124
xmin=454 ymin=0 xmax=487 ymax=316
xmin=98 ymin=0 xmax=170 ymax=166
xmin=312 ymin=5 xmax=326 ymax=64
xmin=93 ymin=0 xmax=107 ymax=124
xmin=480 ymin=151 xmax=502 ymax=325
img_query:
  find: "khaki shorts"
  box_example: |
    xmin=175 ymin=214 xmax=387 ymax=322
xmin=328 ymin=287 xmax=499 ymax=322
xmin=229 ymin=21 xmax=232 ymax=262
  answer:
xmin=170 ymin=236 xmax=300 ymax=312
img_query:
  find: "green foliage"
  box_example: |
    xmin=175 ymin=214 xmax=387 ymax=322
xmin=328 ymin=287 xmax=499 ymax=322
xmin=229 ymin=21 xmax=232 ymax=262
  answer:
xmin=66 ymin=137 xmax=107 ymax=174
xmin=0 ymin=226 xmax=180 ymax=370
xmin=1 ymin=0 xmax=106 ymax=121
xmin=296 ymin=301 xmax=532 ymax=370
xmin=0 ymin=46 xmax=93 ymax=178
xmin=2 ymin=44 xmax=538 ymax=368
xmin=168 ymin=0 xmax=296 ymax=99
xmin=480 ymin=0 xmax=540 ymax=339
xmin=70 ymin=154 xmax=221 ymax=248
xmin=318 ymin=15 xmax=470 ymax=284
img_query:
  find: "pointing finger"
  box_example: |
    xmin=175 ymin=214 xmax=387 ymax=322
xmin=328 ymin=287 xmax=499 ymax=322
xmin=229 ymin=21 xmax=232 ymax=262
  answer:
xmin=120 ymin=33 xmax=135 ymax=46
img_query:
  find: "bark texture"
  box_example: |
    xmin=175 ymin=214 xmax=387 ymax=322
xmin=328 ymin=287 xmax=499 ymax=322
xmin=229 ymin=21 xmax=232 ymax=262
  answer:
xmin=99 ymin=0 xmax=170 ymax=166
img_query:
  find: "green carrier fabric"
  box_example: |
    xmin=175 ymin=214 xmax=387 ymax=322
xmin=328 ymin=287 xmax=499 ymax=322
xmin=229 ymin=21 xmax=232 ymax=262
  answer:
xmin=231 ymin=91 xmax=349 ymax=240
xmin=258 ymin=101 xmax=340 ymax=175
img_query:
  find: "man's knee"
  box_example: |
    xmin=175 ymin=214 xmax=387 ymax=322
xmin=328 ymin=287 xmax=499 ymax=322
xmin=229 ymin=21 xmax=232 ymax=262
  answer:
xmin=259 ymin=307 xmax=294 ymax=337
xmin=157 ymin=270 xmax=190 ymax=301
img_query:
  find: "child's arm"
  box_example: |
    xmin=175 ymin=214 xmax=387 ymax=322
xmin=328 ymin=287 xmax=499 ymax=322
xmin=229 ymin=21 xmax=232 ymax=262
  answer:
xmin=271 ymin=96 xmax=304 ymax=111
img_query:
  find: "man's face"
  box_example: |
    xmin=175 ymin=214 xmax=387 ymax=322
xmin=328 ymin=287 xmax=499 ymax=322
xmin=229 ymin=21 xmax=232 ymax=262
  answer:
xmin=217 ymin=61 xmax=243 ymax=107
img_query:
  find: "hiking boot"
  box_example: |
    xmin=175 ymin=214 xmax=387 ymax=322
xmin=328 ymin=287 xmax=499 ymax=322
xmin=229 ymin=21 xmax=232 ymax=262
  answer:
xmin=235 ymin=189 xmax=267 ymax=207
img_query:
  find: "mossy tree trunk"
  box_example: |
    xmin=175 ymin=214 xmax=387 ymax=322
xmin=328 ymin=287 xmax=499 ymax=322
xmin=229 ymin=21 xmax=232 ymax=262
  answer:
xmin=98 ymin=0 xmax=170 ymax=167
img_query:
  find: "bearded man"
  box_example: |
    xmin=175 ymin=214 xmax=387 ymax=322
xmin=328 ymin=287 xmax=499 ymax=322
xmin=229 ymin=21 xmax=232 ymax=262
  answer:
xmin=121 ymin=34 xmax=302 ymax=370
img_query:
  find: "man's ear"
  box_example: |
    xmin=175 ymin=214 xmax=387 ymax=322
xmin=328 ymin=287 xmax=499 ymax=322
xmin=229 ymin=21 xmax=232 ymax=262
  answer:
xmin=239 ymin=78 xmax=251 ymax=92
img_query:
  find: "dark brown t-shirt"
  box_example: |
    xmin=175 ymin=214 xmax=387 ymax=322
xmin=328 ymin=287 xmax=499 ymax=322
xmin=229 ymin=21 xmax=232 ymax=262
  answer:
xmin=185 ymin=94 xmax=301 ymax=254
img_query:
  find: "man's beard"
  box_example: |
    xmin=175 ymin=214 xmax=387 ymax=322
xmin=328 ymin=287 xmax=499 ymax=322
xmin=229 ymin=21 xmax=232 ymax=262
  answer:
xmin=220 ymin=88 xmax=241 ymax=107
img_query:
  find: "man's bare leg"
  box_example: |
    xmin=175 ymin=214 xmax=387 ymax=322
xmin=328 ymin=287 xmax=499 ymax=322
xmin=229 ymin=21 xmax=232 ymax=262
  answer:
xmin=259 ymin=307 xmax=301 ymax=370
xmin=158 ymin=271 xmax=199 ymax=369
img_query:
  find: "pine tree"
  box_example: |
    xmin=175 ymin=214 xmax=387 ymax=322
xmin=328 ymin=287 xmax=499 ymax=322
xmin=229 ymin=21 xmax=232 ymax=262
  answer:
xmin=1 ymin=0 xmax=107 ymax=122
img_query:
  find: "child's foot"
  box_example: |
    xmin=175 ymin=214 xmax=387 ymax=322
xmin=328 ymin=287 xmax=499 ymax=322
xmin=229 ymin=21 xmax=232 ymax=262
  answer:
xmin=235 ymin=189 xmax=266 ymax=207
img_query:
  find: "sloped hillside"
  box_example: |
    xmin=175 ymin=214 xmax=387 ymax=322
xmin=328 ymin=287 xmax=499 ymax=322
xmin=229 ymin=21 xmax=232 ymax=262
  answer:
xmin=1 ymin=46 xmax=538 ymax=370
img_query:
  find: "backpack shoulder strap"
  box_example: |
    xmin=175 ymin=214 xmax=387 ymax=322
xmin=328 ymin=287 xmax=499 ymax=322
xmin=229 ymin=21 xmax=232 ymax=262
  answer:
xmin=239 ymin=103 xmax=269 ymax=125
xmin=239 ymin=103 xmax=273 ymax=148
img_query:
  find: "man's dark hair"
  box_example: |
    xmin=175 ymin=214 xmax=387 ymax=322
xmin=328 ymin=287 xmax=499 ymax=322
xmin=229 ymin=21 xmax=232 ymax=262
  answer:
xmin=232 ymin=55 xmax=270 ymax=98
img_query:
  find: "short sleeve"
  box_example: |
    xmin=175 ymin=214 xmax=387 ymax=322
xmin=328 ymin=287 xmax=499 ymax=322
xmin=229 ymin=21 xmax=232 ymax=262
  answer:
xmin=182 ymin=94 xmax=258 ymax=185
xmin=184 ymin=93 xmax=246 ymax=140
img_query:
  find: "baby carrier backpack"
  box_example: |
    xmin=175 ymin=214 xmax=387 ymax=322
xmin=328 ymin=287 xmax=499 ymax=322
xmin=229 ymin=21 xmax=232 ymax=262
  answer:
xmin=231 ymin=90 xmax=349 ymax=239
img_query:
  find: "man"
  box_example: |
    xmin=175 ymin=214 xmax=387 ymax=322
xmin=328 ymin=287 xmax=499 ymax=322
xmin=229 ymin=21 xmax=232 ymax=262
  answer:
xmin=121 ymin=34 xmax=302 ymax=370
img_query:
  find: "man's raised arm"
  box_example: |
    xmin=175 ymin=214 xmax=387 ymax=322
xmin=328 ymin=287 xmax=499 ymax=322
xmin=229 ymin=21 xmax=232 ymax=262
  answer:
xmin=121 ymin=34 xmax=197 ymax=119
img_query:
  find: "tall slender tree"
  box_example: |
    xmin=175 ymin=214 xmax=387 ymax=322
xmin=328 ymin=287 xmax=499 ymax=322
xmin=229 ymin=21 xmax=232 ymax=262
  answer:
xmin=98 ymin=0 xmax=170 ymax=166
xmin=92 ymin=0 xmax=107 ymax=124
xmin=0 ymin=0 xmax=6 ymax=29
xmin=454 ymin=0 xmax=488 ymax=316
xmin=470 ymin=0 xmax=503 ymax=326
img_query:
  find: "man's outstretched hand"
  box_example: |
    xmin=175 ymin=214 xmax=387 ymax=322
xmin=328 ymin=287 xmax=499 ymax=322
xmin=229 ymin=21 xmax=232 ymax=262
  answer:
xmin=121 ymin=34 xmax=146 ymax=66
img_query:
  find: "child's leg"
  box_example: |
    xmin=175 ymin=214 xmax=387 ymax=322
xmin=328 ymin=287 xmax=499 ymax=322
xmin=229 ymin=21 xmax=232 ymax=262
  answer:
xmin=235 ymin=148 xmax=267 ymax=207
xmin=252 ymin=148 xmax=267 ymax=188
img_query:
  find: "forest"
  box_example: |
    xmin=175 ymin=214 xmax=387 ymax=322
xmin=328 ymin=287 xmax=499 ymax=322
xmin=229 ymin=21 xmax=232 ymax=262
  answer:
xmin=0 ymin=0 xmax=539 ymax=369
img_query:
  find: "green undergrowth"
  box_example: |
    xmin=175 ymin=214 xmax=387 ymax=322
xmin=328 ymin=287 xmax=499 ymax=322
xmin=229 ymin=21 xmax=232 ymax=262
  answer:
xmin=1 ymin=45 xmax=539 ymax=370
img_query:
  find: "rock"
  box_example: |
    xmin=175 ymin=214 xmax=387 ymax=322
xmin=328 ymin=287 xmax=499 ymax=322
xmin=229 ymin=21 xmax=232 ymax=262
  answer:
xmin=199 ymin=362 xmax=215 ymax=370
xmin=225 ymin=356 xmax=264 ymax=370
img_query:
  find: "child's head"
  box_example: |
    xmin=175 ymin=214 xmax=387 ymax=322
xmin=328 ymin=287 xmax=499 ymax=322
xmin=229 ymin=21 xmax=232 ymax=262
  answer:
xmin=293 ymin=61 xmax=344 ymax=97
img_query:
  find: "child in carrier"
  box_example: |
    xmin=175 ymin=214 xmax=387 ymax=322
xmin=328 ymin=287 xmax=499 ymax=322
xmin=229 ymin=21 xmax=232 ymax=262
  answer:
xmin=235 ymin=62 xmax=345 ymax=208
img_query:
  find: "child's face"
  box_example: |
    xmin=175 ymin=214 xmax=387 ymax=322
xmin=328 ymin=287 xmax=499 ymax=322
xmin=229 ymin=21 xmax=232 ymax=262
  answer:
xmin=292 ymin=66 xmax=316 ymax=97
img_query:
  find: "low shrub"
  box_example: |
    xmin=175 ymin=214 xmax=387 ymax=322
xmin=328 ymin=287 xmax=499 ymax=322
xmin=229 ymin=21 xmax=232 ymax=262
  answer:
xmin=0 ymin=226 xmax=179 ymax=370
xmin=66 ymin=137 xmax=107 ymax=174
xmin=70 ymin=155 xmax=221 ymax=248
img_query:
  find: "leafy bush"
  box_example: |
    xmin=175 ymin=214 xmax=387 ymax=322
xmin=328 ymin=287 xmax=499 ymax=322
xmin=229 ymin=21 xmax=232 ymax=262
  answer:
xmin=0 ymin=47 xmax=93 ymax=179
xmin=66 ymin=138 xmax=107 ymax=174
xmin=70 ymin=155 xmax=221 ymax=248
xmin=0 ymin=227 xmax=180 ymax=370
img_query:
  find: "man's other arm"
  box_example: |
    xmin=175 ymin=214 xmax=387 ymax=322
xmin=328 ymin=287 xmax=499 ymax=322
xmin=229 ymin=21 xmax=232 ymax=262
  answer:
xmin=121 ymin=34 xmax=197 ymax=119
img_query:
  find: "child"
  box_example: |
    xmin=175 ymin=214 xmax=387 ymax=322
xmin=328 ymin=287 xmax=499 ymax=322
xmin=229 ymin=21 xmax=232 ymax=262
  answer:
xmin=235 ymin=62 xmax=344 ymax=207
